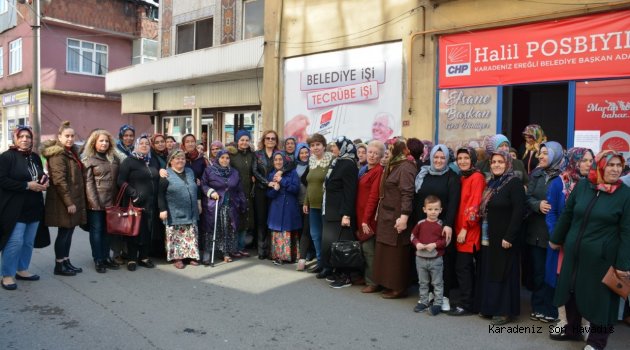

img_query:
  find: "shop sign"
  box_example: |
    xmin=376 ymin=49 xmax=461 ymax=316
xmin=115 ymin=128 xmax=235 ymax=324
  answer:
xmin=574 ymin=79 xmax=630 ymax=159
xmin=439 ymin=11 xmax=630 ymax=88
xmin=2 ymin=89 xmax=30 ymax=107
xmin=437 ymin=87 xmax=498 ymax=150
xmin=284 ymin=42 xmax=402 ymax=143
xmin=183 ymin=95 xmax=196 ymax=108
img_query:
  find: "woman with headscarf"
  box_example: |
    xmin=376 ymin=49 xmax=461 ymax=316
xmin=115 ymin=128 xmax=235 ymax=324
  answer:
xmin=549 ymin=150 xmax=630 ymax=350
xmin=209 ymin=140 xmax=224 ymax=165
xmin=200 ymin=150 xmax=246 ymax=263
xmin=525 ymin=141 xmax=565 ymax=323
xmin=115 ymin=124 xmax=135 ymax=161
xmin=0 ymin=126 xmax=48 ymax=290
xmin=181 ymin=134 xmax=209 ymax=182
xmin=150 ymin=134 xmax=169 ymax=170
xmin=319 ymin=136 xmax=359 ymax=288
xmin=303 ymin=133 xmax=333 ymax=274
xmin=372 ymin=138 xmax=417 ymax=298
xmin=545 ymin=147 xmax=594 ymax=332
xmin=477 ymin=150 xmax=526 ymax=325
xmin=448 ymin=146 xmax=486 ymax=316
xmin=294 ymin=143 xmax=313 ymax=271
xmin=117 ymin=135 xmax=160 ymax=271
xmin=267 ymin=152 xmax=301 ymax=265
xmin=521 ymin=124 xmax=547 ymax=175
xmin=82 ymin=129 xmax=121 ymax=273
xmin=158 ymin=150 xmax=200 ymax=269
xmin=478 ymin=134 xmax=528 ymax=186
xmin=41 ymin=121 xmax=87 ymax=277
xmin=355 ymin=140 xmax=385 ymax=293
xmin=229 ymin=130 xmax=255 ymax=258
xmin=414 ymin=144 xmax=461 ymax=309
xmin=284 ymin=136 xmax=297 ymax=162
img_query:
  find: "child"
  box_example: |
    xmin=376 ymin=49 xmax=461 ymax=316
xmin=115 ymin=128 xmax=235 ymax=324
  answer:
xmin=411 ymin=195 xmax=446 ymax=316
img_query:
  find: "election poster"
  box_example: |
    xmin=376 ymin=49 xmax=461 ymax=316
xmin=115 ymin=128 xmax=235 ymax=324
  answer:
xmin=283 ymin=42 xmax=403 ymax=143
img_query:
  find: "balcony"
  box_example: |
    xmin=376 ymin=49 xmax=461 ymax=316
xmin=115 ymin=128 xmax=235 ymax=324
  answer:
xmin=106 ymin=36 xmax=264 ymax=93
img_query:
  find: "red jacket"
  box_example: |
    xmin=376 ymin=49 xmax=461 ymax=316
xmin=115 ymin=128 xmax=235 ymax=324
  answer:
xmin=454 ymin=171 xmax=486 ymax=253
xmin=355 ymin=164 xmax=383 ymax=241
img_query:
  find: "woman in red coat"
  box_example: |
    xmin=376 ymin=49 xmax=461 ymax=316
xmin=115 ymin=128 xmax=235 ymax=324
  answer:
xmin=355 ymin=140 xmax=385 ymax=293
xmin=449 ymin=146 xmax=486 ymax=316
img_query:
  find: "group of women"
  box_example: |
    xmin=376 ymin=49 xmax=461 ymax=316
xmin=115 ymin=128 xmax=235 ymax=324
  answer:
xmin=1 ymin=122 xmax=629 ymax=350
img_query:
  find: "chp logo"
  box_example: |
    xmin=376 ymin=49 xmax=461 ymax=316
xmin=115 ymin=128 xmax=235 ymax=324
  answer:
xmin=445 ymin=43 xmax=471 ymax=77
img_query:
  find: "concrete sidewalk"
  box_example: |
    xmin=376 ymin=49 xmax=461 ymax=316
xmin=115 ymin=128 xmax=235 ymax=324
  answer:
xmin=1 ymin=229 xmax=628 ymax=349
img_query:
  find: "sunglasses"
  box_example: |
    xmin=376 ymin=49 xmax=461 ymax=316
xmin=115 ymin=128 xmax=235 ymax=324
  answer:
xmin=265 ymin=137 xmax=277 ymax=141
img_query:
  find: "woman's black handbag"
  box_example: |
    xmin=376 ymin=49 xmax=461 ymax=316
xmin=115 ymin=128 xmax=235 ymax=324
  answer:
xmin=34 ymin=224 xmax=50 ymax=249
xmin=330 ymin=227 xmax=365 ymax=268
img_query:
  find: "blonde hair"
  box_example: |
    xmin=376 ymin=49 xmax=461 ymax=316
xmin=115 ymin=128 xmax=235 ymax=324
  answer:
xmin=58 ymin=120 xmax=73 ymax=135
xmin=82 ymin=129 xmax=117 ymax=163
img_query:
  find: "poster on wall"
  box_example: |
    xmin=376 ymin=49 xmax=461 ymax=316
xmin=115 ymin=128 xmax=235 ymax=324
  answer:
xmin=283 ymin=42 xmax=402 ymax=143
xmin=437 ymin=87 xmax=498 ymax=151
xmin=438 ymin=11 xmax=630 ymax=88
xmin=574 ymin=79 xmax=630 ymax=160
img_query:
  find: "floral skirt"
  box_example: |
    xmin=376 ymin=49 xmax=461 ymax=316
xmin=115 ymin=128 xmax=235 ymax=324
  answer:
xmin=271 ymin=231 xmax=299 ymax=262
xmin=165 ymin=224 xmax=200 ymax=261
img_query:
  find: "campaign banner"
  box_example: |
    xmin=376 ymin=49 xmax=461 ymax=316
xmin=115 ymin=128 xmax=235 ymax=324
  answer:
xmin=437 ymin=87 xmax=498 ymax=151
xmin=439 ymin=11 xmax=630 ymax=88
xmin=574 ymin=79 xmax=630 ymax=159
xmin=284 ymin=42 xmax=402 ymax=143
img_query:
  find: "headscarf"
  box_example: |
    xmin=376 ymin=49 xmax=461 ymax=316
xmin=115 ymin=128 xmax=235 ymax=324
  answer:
xmin=588 ymin=150 xmax=625 ymax=194
xmin=131 ymin=135 xmax=152 ymax=165
xmin=235 ymin=129 xmax=251 ymax=142
xmin=181 ymin=134 xmax=202 ymax=163
xmin=421 ymin=140 xmax=433 ymax=164
xmin=522 ymin=124 xmax=547 ymax=154
xmin=295 ymin=143 xmax=310 ymax=166
xmin=539 ymin=141 xmax=565 ymax=183
xmin=210 ymin=140 xmax=224 ymax=150
xmin=209 ymin=149 xmax=232 ymax=178
xmin=485 ymin=134 xmax=510 ymax=157
xmin=150 ymin=133 xmax=169 ymax=158
xmin=271 ymin=151 xmax=287 ymax=174
xmin=284 ymin=136 xmax=297 ymax=160
xmin=325 ymin=136 xmax=357 ymax=184
xmin=9 ymin=125 xmax=34 ymax=156
xmin=116 ymin=124 xmax=135 ymax=157
xmin=480 ymin=150 xmax=516 ymax=218
xmin=415 ymin=144 xmax=450 ymax=192
xmin=560 ymin=147 xmax=593 ymax=200
xmin=380 ymin=139 xmax=409 ymax=196
xmin=456 ymin=146 xmax=478 ymax=178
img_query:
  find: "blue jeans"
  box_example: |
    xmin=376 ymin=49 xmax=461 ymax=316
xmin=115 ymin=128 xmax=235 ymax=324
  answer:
xmin=309 ymin=208 xmax=323 ymax=266
xmin=1 ymin=221 xmax=39 ymax=277
xmin=87 ymin=210 xmax=111 ymax=262
xmin=530 ymin=245 xmax=558 ymax=318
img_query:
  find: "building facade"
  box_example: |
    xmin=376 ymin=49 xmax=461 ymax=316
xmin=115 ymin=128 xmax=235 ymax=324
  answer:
xmin=0 ymin=0 xmax=158 ymax=150
xmin=107 ymin=0 xmax=265 ymax=147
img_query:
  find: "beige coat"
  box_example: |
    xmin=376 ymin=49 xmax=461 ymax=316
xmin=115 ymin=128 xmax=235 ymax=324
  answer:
xmin=41 ymin=140 xmax=87 ymax=228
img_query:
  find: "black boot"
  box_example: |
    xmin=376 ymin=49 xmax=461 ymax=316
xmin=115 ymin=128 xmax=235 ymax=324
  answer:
xmin=54 ymin=261 xmax=76 ymax=276
xmin=104 ymin=258 xmax=120 ymax=270
xmin=95 ymin=260 xmax=107 ymax=273
xmin=64 ymin=260 xmax=83 ymax=273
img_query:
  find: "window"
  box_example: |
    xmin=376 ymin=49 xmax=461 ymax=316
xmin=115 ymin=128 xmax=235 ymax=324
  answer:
xmin=132 ymin=38 xmax=158 ymax=65
xmin=0 ymin=0 xmax=7 ymax=15
xmin=176 ymin=17 xmax=213 ymax=54
xmin=9 ymin=38 xmax=21 ymax=75
xmin=0 ymin=47 xmax=3 ymax=77
xmin=243 ymin=0 xmax=264 ymax=39
xmin=67 ymin=38 xmax=108 ymax=76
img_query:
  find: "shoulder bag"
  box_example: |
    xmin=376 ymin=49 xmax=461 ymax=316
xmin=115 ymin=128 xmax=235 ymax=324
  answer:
xmin=105 ymin=183 xmax=143 ymax=237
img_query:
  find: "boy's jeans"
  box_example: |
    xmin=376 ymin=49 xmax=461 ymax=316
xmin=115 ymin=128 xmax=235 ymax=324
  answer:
xmin=416 ymin=255 xmax=444 ymax=306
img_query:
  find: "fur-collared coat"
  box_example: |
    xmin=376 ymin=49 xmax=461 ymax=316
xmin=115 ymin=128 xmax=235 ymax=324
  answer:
xmin=41 ymin=140 xmax=87 ymax=228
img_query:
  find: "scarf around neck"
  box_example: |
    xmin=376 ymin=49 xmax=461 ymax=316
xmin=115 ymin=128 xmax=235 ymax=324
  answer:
xmin=480 ymin=150 xmax=516 ymax=218
xmin=560 ymin=147 xmax=592 ymax=200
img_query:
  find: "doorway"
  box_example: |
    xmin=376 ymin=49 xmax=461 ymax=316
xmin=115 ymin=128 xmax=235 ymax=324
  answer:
xmin=502 ymin=83 xmax=569 ymax=152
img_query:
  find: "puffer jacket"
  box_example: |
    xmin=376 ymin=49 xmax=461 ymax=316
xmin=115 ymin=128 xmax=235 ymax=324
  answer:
xmin=41 ymin=140 xmax=87 ymax=228
xmin=83 ymin=153 xmax=120 ymax=210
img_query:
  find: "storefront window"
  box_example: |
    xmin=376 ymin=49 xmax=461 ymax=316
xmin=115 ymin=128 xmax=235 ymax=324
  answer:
xmin=162 ymin=116 xmax=192 ymax=142
xmin=223 ymin=111 xmax=259 ymax=144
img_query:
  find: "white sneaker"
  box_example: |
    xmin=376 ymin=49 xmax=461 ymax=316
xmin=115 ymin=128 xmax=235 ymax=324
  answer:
xmin=584 ymin=345 xmax=599 ymax=350
xmin=441 ymin=296 xmax=451 ymax=312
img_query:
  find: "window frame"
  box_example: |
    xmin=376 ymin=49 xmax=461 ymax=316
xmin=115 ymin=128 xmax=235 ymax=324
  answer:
xmin=0 ymin=46 xmax=4 ymax=77
xmin=0 ymin=0 xmax=8 ymax=15
xmin=8 ymin=38 xmax=22 ymax=75
xmin=243 ymin=0 xmax=264 ymax=40
xmin=175 ymin=17 xmax=213 ymax=55
xmin=66 ymin=38 xmax=109 ymax=77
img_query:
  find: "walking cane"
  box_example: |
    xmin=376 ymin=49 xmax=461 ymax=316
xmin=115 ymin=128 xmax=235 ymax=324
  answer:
xmin=210 ymin=198 xmax=219 ymax=267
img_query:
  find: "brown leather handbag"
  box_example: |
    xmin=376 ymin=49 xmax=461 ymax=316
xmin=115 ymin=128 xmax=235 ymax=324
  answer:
xmin=105 ymin=183 xmax=143 ymax=237
xmin=601 ymin=266 xmax=630 ymax=300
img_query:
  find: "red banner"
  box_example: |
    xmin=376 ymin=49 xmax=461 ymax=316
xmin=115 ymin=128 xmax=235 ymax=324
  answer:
xmin=574 ymin=79 xmax=630 ymax=159
xmin=438 ymin=11 xmax=630 ymax=88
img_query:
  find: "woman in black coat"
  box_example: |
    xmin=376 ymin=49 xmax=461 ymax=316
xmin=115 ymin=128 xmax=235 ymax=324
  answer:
xmin=117 ymin=135 xmax=160 ymax=271
xmin=319 ymin=137 xmax=358 ymax=288
xmin=0 ymin=126 xmax=48 ymax=290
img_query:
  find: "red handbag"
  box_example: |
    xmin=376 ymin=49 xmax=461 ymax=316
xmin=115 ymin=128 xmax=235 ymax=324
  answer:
xmin=105 ymin=183 xmax=143 ymax=237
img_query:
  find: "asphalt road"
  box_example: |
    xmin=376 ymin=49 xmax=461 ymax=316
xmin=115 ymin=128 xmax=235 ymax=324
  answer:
xmin=1 ymin=230 xmax=628 ymax=350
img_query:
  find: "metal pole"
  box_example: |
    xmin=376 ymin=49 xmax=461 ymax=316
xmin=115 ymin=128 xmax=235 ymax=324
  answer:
xmin=32 ymin=0 xmax=42 ymax=149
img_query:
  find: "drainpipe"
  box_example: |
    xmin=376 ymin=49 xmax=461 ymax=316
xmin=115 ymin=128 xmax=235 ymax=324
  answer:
xmin=273 ymin=0 xmax=284 ymax=132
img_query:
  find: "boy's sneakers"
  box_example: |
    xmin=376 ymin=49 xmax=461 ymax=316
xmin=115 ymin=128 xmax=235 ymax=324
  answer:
xmin=441 ymin=297 xmax=451 ymax=312
xmin=329 ymin=275 xmax=351 ymax=289
xmin=429 ymin=305 xmax=442 ymax=316
xmin=414 ymin=303 xmax=429 ymax=313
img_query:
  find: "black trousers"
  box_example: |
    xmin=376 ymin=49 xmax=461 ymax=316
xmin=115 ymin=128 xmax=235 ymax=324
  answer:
xmin=454 ymin=250 xmax=477 ymax=310
xmin=55 ymin=227 xmax=75 ymax=259
xmin=254 ymin=188 xmax=269 ymax=257
xmin=298 ymin=211 xmax=313 ymax=259
xmin=443 ymin=240 xmax=458 ymax=298
xmin=565 ymin=293 xmax=612 ymax=349
xmin=126 ymin=213 xmax=151 ymax=262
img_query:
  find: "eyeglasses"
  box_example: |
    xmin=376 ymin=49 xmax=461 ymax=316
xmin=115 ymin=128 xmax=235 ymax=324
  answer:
xmin=265 ymin=137 xmax=277 ymax=141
